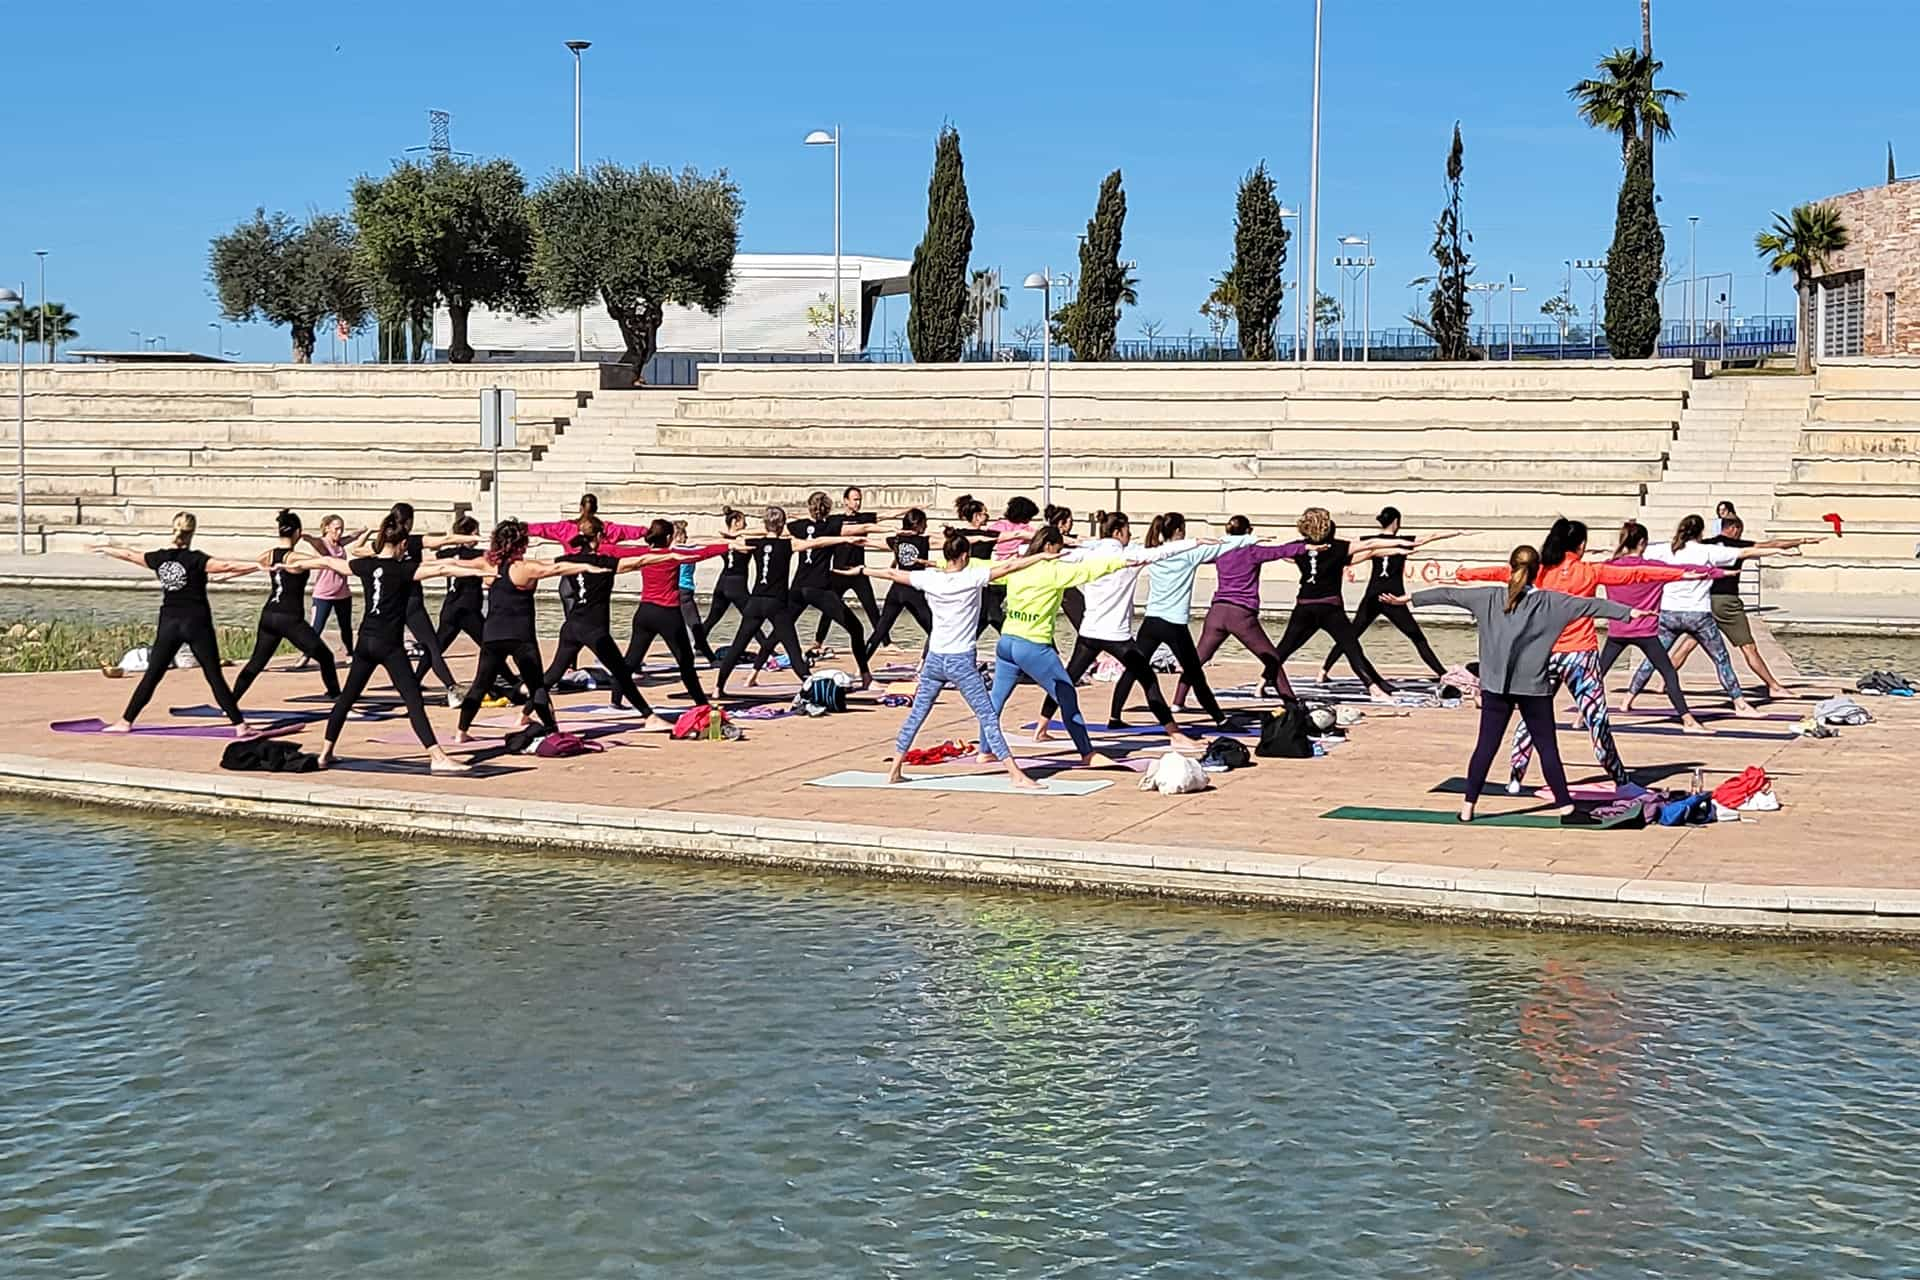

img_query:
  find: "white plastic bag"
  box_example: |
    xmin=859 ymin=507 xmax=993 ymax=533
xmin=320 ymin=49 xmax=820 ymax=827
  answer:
xmin=1137 ymin=751 xmax=1208 ymax=795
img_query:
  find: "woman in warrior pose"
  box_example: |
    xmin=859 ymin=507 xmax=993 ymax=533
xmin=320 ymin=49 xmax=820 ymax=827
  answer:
xmin=450 ymin=519 xmax=607 ymax=742
xmin=362 ymin=502 xmax=477 ymax=706
xmin=860 ymin=508 xmax=935 ymax=660
xmin=1265 ymin=507 xmax=1423 ymax=701
xmin=295 ymin=513 xmax=360 ymax=669
xmin=1106 ymin=511 xmax=1258 ymax=729
xmin=1174 ymin=516 xmax=1304 ymax=708
xmin=610 ymin=519 xmax=731 ymax=707
xmin=838 ymin=532 xmax=1060 ymax=789
xmin=712 ymin=507 xmax=862 ymax=699
xmin=536 ymin=516 xmax=691 ymax=734
xmin=700 ymin=508 xmax=754 ymax=655
xmin=1320 ymin=507 xmax=1459 ymax=682
xmin=529 ymin=493 xmax=647 ymax=622
xmin=414 ymin=514 xmax=487 ymax=681
xmin=671 ymin=520 xmax=717 ymax=662
xmin=303 ymin=509 xmax=494 ymax=772
xmin=94 ymin=512 xmax=261 ymax=736
xmin=230 ymin=508 xmax=342 ymax=703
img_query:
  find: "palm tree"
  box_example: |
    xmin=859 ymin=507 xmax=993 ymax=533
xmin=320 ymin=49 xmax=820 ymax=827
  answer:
xmin=1569 ymin=47 xmax=1684 ymax=163
xmin=1756 ymin=202 xmax=1850 ymax=375
xmin=1 ymin=301 xmax=79 ymax=360
xmin=966 ymin=269 xmax=1008 ymax=345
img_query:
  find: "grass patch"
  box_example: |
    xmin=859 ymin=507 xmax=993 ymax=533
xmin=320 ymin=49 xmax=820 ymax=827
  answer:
xmin=0 ymin=621 xmax=257 ymax=674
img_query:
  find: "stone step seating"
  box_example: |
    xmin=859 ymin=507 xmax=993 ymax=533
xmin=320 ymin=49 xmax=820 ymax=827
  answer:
xmin=2 ymin=418 xmax=557 ymax=448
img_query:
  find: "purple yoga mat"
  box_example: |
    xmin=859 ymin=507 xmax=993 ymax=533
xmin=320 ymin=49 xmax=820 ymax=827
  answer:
xmin=50 ymin=719 xmax=302 ymax=740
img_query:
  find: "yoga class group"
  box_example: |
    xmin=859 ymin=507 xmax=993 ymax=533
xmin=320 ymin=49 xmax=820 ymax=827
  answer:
xmin=88 ymin=484 xmax=1821 ymax=812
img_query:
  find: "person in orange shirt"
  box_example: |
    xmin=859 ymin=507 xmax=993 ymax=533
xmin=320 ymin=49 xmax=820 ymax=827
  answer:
xmin=1455 ymin=517 xmax=1704 ymax=790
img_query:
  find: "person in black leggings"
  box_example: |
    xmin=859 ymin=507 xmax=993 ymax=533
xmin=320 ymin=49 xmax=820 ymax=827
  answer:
xmin=812 ymin=485 xmax=884 ymax=646
xmin=452 ymin=519 xmax=606 ymax=741
xmin=701 ymin=508 xmax=754 ymax=656
xmin=535 ymin=518 xmax=688 ymax=730
xmin=231 ymin=509 xmax=341 ymax=702
xmin=305 ymin=511 xmax=492 ymax=772
xmin=714 ymin=506 xmax=861 ymax=698
xmin=1046 ymin=504 xmax=1088 ymax=633
xmin=96 ymin=512 xmax=261 ymax=735
xmin=1268 ymin=507 xmax=1407 ymax=700
xmin=952 ymin=498 xmax=1006 ymax=638
xmin=861 ymin=509 xmax=934 ymax=660
xmin=767 ymin=490 xmax=874 ymax=685
xmin=1321 ymin=506 xmax=1459 ymax=682
xmin=366 ymin=502 xmax=478 ymax=706
xmin=411 ymin=513 xmax=487 ymax=681
xmin=614 ymin=518 xmax=732 ymax=707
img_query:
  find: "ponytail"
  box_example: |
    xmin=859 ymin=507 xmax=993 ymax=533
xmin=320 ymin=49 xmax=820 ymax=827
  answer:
xmin=1504 ymin=545 xmax=1541 ymax=613
xmin=376 ymin=509 xmax=410 ymax=550
xmin=1045 ymin=503 xmax=1073 ymax=531
xmin=645 ymin=518 xmax=674 ymax=549
xmin=1538 ymin=517 xmax=1588 ymax=569
xmin=1098 ymin=510 xmax=1130 ymax=539
xmin=942 ymin=530 xmax=973 ymax=564
xmin=1025 ymin=525 xmax=1065 ymax=555
xmin=1672 ymin=514 xmax=1705 ymax=551
xmin=722 ymin=506 xmax=747 ymax=531
xmin=577 ymin=493 xmax=599 ymax=519
xmin=170 ymin=511 xmax=197 ymax=549
xmin=275 ymin=508 xmax=302 ymax=540
xmin=569 ymin=514 xmax=603 ymax=554
xmin=1615 ymin=520 xmax=1648 ymax=556
xmin=1145 ymin=511 xmax=1185 ymax=548
xmin=488 ymin=518 xmax=530 ymax=567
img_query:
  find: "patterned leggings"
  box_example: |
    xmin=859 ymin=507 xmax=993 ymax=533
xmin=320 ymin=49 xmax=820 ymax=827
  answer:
xmin=1511 ymin=649 xmax=1628 ymax=786
xmin=1627 ymin=610 xmax=1743 ymax=704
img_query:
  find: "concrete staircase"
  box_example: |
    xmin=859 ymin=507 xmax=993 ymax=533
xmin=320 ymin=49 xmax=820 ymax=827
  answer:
xmin=1639 ymin=375 xmax=1813 ymax=600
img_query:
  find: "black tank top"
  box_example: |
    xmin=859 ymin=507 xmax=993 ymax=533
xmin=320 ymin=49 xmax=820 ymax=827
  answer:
xmin=559 ymin=552 xmax=618 ymax=626
xmin=264 ymin=547 xmax=309 ymax=616
xmin=484 ymin=559 xmax=538 ymax=643
xmin=1367 ymin=548 xmax=1408 ymax=597
xmin=440 ymin=544 xmax=485 ymax=605
xmin=718 ymin=544 xmax=751 ymax=584
xmin=354 ymin=556 xmax=417 ymax=640
xmin=403 ymin=533 xmax=429 ymax=603
xmin=748 ymin=537 xmax=793 ymax=599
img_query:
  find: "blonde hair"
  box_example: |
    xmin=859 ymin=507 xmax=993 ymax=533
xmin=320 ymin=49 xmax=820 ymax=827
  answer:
xmin=170 ymin=512 xmax=198 ymax=548
xmin=1297 ymin=506 xmax=1334 ymax=542
xmin=672 ymin=519 xmax=689 ymax=541
xmin=1505 ymin=545 xmax=1541 ymax=613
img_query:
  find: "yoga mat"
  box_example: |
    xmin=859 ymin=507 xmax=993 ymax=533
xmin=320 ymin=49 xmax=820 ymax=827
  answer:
xmin=1429 ymin=778 xmax=1643 ymax=801
xmin=1026 ymin=719 xmax=1262 ymax=740
xmin=1322 ymin=804 xmax=1640 ymax=831
xmin=1611 ymin=709 xmax=1801 ymax=722
xmin=321 ymin=757 xmax=526 ymax=778
xmin=806 ymin=769 xmax=1111 ymax=796
xmin=168 ymin=704 xmax=396 ymax=723
xmin=50 ymin=719 xmax=303 ymax=740
xmin=1575 ymin=723 xmax=1796 ymax=741
xmin=374 ymin=722 xmax=636 ymax=747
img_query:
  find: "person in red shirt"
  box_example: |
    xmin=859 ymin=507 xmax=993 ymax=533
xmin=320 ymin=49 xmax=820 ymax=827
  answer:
xmin=611 ymin=519 xmax=734 ymax=707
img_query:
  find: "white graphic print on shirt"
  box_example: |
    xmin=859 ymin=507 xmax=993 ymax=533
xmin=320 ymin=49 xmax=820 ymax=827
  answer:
xmin=157 ymin=560 xmax=188 ymax=593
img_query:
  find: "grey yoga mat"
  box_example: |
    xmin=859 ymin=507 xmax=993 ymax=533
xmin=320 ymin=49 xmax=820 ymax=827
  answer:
xmin=806 ymin=769 xmax=1112 ymax=796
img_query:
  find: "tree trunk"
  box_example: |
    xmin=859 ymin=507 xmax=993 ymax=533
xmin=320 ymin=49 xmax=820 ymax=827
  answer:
xmin=446 ymin=302 xmax=474 ymax=364
xmin=1796 ymin=277 xmax=1814 ymax=376
xmin=604 ymin=295 xmax=663 ymax=385
xmin=291 ymin=321 xmax=316 ymax=364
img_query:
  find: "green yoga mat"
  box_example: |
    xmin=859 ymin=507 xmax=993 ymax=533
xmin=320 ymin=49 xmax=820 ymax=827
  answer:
xmin=807 ymin=770 xmax=1112 ymax=796
xmin=1321 ymin=804 xmax=1639 ymax=830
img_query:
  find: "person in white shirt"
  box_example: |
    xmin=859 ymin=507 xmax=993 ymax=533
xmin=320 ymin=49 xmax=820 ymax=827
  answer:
xmin=1622 ymin=514 xmax=1812 ymax=716
xmin=839 ymin=533 xmax=1059 ymax=788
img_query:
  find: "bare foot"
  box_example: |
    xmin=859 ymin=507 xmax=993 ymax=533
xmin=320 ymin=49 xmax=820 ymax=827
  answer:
xmin=1457 ymin=801 xmax=1475 ymax=823
xmin=1369 ymin=688 xmax=1396 ymax=704
xmin=428 ymin=749 xmax=470 ymax=774
xmin=1078 ymin=752 xmax=1097 ymax=767
xmin=746 ymin=670 xmax=761 ymax=689
xmin=1168 ymin=729 xmax=1203 ymax=751
xmin=1680 ymin=715 xmax=1714 ymax=735
xmin=975 ymin=751 xmax=1000 ymax=764
xmin=647 ymin=715 xmax=679 ymax=734
xmin=451 ymin=730 xmax=475 ymax=745
xmin=1620 ymin=696 xmax=1640 ymax=714
xmin=1032 ymin=725 xmax=1054 ymax=743
xmin=1732 ymin=701 xmax=1762 ymax=720
xmin=101 ymin=720 xmax=132 ymax=734
xmin=1765 ymin=685 xmax=1793 ymax=699
xmin=315 ymin=745 xmax=336 ymax=770
xmin=857 ymin=672 xmax=872 ymax=692
xmin=232 ymin=722 xmax=263 ymax=738
xmin=886 ymin=762 xmax=907 ymax=785
xmin=1006 ymin=767 xmax=1044 ymax=791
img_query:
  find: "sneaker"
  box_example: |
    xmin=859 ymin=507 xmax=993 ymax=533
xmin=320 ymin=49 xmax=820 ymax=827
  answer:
xmin=445 ymin=688 xmax=462 ymax=708
xmin=1505 ymin=777 xmax=1523 ymax=795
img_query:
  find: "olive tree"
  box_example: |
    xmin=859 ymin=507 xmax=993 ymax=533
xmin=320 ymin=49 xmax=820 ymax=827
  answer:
xmin=209 ymin=209 xmax=368 ymax=363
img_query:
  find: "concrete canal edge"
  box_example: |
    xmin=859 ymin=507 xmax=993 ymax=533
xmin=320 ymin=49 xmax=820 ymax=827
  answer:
xmin=3 ymin=752 xmax=1918 ymax=941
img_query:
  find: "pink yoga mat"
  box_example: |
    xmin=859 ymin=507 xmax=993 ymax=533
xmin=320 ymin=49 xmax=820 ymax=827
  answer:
xmin=50 ymin=719 xmax=302 ymax=740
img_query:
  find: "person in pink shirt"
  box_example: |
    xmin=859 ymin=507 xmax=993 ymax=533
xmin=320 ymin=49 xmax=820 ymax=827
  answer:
xmin=1593 ymin=520 xmax=1705 ymax=728
xmin=527 ymin=494 xmax=648 ymax=620
xmin=297 ymin=514 xmax=361 ymax=668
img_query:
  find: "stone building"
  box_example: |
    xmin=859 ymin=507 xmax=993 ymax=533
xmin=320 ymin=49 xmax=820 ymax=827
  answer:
xmin=1810 ymin=177 xmax=1920 ymax=357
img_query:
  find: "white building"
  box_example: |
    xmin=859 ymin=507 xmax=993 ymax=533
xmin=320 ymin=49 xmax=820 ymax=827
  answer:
xmin=436 ymin=253 xmax=911 ymax=379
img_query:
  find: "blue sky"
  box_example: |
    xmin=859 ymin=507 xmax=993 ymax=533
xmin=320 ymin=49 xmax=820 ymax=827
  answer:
xmin=5 ymin=0 xmax=1917 ymax=360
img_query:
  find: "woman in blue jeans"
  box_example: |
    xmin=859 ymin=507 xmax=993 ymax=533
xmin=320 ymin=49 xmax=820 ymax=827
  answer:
xmin=989 ymin=526 xmax=1133 ymax=767
xmin=838 ymin=532 xmax=1058 ymax=787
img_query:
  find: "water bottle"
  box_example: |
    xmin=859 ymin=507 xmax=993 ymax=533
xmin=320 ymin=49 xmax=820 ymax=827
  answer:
xmin=1691 ymin=766 xmax=1704 ymax=796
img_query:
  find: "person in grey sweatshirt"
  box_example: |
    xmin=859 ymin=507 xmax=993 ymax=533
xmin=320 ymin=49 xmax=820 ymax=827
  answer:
xmin=1384 ymin=545 xmax=1653 ymax=822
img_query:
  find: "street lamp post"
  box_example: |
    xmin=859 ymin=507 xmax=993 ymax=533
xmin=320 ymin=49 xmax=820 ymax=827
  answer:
xmin=1687 ymin=214 xmax=1700 ymax=350
xmin=1023 ymin=270 xmax=1064 ymax=506
xmin=804 ymin=127 xmax=843 ymax=363
xmin=2 ymin=286 xmax=24 ymax=554
xmin=1338 ymin=235 xmax=1372 ymax=361
xmin=1574 ymin=258 xmax=1607 ymax=357
xmin=1304 ymin=0 xmax=1323 ymax=363
xmin=34 ymin=252 xmax=47 ymax=364
xmin=1278 ymin=204 xmax=1300 ymax=358
xmin=566 ymin=39 xmax=592 ymax=363
xmin=1506 ymin=274 xmax=1527 ymax=361
xmin=208 ymin=321 xmax=223 ymax=359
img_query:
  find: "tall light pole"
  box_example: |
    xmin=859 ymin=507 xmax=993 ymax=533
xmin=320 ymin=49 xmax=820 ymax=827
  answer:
xmin=1278 ymin=204 xmax=1300 ymax=359
xmin=1574 ymin=258 xmax=1607 ymax=357
xmin=1304 ymin=0 xmax=1324 ymax=363
xmin=1023 ymin=270 xmax=1063 ymax=507
xmin=1506 ymin=274 xmax=1527 ymax=361
xmin=2 ymin=286 xmax=22 ymax=554
xmin=208 ymin=321 xmax=222 ymax=359
xmin=1339 ymin=235 xmax=1372 ymax=361
xmin=566 ymin=40 xmax=592 ymax=363
xmin=34 ymin=252 xmax=47 ymax=364
xmin=1687 ymin=214 xmax=1700 ymax=349
xmin=804 ymin=127 xmax=843 ymax=363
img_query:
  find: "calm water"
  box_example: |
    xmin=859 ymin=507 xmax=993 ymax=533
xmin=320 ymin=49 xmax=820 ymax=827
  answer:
xmin=4 ymin=587 xmax=1917 ymax=677
xmin=5 ymin=803 xmax=1920 ymax=1278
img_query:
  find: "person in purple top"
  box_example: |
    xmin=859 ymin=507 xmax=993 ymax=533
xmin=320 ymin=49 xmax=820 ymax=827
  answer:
xmin=1173 ymin=515 xmax=1305 ymax=707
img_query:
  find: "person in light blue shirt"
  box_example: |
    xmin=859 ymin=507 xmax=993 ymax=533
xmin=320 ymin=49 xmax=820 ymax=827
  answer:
xmin=671 ymin=520 xmax=715 ymax=661
xmin=1107 ymin=511 xmax=1257 ymax=728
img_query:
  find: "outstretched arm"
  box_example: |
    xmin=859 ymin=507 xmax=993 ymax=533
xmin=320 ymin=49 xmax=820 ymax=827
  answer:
xmin=292 ymin=553 xmax=351 ymax=575
xmin=207 ymin=558 xmax=262 ymax=576
xmin=839 ymin=564 xmax=912 ymax=587
xmin=611 ymin=552 xmax=683 ymax=575
xmin=984 ymin=550 xmax=1063 ymax=582
xmin=420 ymin=531 xmax=481 ymax=549
xmin=415 ymin=559 xmax=497 ymax=583
xmin=94 ymin=545 xmax=148 ymax=567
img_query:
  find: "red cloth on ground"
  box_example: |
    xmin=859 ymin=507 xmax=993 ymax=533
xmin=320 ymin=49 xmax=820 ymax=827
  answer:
xmin=1712 ymin=766 xmax=1770 ymax=809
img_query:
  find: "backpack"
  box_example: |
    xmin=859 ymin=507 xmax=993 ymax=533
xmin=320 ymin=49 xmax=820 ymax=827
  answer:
xmin=534 ymin=731 xmax=604 ymax=758
xmin=1138 ymin=751 xmax=1209 ymax=794
xmin=1255 ymin=700 xmax=1315 ymax=759
xmin=220 ymin=738 xmax=319 ymax=773
xmin=1200 ymin=736 xmax=1252 ymax=772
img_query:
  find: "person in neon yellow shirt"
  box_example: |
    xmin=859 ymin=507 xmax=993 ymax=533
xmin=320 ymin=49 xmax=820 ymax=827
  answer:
xmin=990 ymin=525 xmax=1137 ymax=764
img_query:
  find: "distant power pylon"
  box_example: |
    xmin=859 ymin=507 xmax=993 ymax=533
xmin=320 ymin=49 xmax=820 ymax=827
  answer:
xmin=404 ymin=109 xmax=472 ymax=162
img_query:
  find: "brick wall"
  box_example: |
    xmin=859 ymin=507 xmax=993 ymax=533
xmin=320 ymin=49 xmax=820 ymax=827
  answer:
xmin=1816 ymin=179 xmax=1920 ymax=355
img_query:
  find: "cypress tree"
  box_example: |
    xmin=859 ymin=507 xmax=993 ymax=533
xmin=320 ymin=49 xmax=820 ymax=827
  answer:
xmin=907 ymin=126 xmax=975 ymax=363
xmin=1421 ymin=123 xmax=1473 ymax=360
xmin=1605 ymin=138 xmax=1664 ymax=358
xmin=1228 ymin=162 xmax=1288 ymax=360
xmin=1061 ymin=170 xmax=1127 ymax=360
